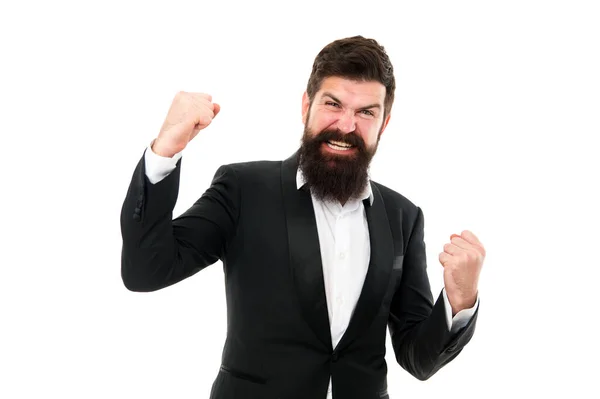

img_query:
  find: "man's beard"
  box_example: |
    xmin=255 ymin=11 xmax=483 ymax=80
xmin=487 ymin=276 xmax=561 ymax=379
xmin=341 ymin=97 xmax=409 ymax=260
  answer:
xmin=297 ymin=126 xmax=379 ymax=203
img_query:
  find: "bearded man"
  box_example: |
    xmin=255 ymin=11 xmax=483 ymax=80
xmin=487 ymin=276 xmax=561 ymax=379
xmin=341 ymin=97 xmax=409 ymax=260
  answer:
xmin=120 ymin=35 xmax=485 ymax=399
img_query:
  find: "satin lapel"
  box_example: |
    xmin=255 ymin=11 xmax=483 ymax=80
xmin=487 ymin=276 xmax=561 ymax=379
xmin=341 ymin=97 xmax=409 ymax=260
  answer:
xmin=281 ymin=152 xmax=332 ymax=351
xmin=335 ymin=183 xmax=394 ymax=352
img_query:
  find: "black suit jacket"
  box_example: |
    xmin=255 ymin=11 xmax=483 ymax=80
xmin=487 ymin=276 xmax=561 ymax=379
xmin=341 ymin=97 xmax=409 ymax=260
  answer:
xmin=120 ymin=150 xmax=478 ymax=399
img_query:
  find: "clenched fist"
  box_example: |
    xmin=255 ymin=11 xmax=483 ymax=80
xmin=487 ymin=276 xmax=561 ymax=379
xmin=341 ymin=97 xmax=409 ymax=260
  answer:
xmin=152 ymin=91 xmax=220 ymax=158
xmin=439 ymin=230 xmax=486 ymax=316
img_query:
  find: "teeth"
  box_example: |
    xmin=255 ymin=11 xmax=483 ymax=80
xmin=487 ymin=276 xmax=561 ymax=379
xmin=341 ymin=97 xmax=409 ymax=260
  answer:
xmin=327 ymin=142 xmax=352 ymax=151
xmin=327 ymin=140 xmax=353 ymax=148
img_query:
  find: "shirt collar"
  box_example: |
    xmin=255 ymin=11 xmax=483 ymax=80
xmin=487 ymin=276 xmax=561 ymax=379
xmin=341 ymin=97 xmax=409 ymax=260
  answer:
xmin=296 ymin=167 xmax=374 ymax=206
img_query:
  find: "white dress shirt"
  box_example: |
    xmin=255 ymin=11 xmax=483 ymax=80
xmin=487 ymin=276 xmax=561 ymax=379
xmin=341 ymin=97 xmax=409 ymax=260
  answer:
xmin=143 ymin=144 xmax=478 ymax=398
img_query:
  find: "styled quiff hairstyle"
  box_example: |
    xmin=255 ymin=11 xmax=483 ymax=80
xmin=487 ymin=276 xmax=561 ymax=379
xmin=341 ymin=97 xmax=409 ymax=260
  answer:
xmin=306 ymin=35 xmax=396 ymax=118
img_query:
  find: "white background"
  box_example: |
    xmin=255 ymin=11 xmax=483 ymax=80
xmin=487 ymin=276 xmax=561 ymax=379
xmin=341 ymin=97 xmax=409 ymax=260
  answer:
xmin=1 ymin=0 xmax=599 ymax=398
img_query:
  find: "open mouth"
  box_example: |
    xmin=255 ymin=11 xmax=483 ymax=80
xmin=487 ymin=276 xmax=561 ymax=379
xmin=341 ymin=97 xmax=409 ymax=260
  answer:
xmin=325 ymin=140 xmax=355 ymax=151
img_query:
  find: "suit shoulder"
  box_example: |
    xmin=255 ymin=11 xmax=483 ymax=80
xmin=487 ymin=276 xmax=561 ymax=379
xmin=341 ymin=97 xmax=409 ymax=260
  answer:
xmin=221 ymin=158 xmax=282 ymax=176
xmin=372 ymin=181 xmax=420 ymax=214
xmin=212 ymin=158 xmax=283 ymax=187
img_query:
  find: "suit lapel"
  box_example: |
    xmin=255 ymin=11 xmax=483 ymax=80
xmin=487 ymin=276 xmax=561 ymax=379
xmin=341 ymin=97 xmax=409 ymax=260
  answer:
xmin=281 ymin=153 xmax=395 ymax=352
xmin=335 ymin=183 xmax=394 ymax=352
xmin=281 ymin=152 xmax=333 ymax=351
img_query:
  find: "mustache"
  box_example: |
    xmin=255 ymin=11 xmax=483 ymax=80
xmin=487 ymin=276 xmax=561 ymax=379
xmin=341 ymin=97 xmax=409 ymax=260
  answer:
xmin=310 ymin=129 xmax=366 ymax=150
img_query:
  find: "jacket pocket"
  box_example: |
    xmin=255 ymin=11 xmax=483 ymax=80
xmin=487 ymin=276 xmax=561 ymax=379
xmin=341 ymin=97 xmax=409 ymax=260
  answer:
xmin=210 ymin=365 xmax=270 ymax=399
xmin=219 ymin=365 xmax=267 ymax=385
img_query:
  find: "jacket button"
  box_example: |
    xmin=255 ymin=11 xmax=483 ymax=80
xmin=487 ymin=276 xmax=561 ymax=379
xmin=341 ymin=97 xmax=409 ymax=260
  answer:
xmin=331 ymin=352 xmax=339 ymax=362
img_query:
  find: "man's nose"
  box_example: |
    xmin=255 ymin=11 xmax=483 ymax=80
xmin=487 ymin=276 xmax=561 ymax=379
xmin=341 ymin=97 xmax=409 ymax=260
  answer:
xmin=336 ymin=110 xmax=356 ymax=133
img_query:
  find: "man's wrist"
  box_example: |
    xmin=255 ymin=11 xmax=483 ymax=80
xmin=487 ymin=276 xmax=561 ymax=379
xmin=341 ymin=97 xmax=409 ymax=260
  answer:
xmin=151 ymin=138 xmax=177 ymax=158
xmin=450 ymin=294 xmax=478 ymax=316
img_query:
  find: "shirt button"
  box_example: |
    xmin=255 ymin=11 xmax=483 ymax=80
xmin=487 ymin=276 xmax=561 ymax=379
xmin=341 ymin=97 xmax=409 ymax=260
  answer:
xmin=336 ymin=296 xmax=343 ymax=305
xmin=339 ymin=252 xmax=346 ymax=259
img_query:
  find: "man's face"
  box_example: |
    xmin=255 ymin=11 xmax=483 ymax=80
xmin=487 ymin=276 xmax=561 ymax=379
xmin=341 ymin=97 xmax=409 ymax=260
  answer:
xmin=297 ymin=76 xmax=391 ymax=203
xmin=302 ymin=76 xmax=390 ymax=153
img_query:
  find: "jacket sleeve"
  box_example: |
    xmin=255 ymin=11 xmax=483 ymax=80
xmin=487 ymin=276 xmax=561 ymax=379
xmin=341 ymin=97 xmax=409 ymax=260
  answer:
xmin=387 ymin=207 xmax=478 ymax=380
xmin=120 ymin=150 xmax=240 ymax=292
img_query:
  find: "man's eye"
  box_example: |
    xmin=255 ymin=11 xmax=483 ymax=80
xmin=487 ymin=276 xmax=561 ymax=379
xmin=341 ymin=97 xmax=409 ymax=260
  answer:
xmin=361 ymin=110 xmax=374 ymax=116
xmin=325 ymin=101 xmax=340 ymax=107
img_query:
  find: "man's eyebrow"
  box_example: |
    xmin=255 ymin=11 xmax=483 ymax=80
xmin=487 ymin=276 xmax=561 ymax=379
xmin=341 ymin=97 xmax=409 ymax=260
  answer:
xmin=322 ymin=92 xmax=343 ymax=104
xmin=321 ymin=92 xmax=381 ymax=110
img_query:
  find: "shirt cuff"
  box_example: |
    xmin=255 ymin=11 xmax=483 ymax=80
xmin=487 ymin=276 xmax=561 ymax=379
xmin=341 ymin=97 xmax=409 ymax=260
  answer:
xmin=442 ymin=288 xmax=479 ymax=333
xmin=144 ymin=139 xmax=183 ymax=184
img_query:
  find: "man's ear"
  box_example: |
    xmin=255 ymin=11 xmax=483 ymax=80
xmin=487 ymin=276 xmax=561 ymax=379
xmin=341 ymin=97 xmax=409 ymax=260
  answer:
xmin=302 ymin=92 xmax=310 ymax=125
xmin=379 ymin=113 xmax=391 ymax=137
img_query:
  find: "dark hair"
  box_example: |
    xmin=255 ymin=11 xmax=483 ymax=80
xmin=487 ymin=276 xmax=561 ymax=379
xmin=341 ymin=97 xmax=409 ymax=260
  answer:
xmin=306 ymin=35 xmax=396 ymax=118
